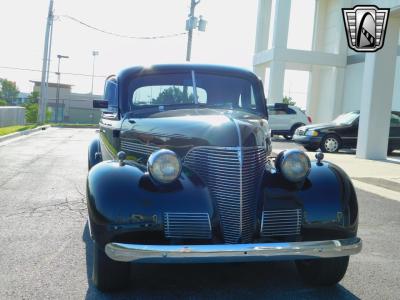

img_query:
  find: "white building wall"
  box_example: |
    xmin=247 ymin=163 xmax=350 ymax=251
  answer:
xmin=315 ymin=68 xmax=334 ymax=121
xmin=392 ymin=58 xmax=400 ymax=111
xmin=342 ymin=63 xmax=364 ymax=112
xmin=343 ymin=56 xmax=400 ymax=113
xmin=254 ymin=0 xmax=400 ymax=123
xmin=316 ymin=0 xmax=348 ymax=53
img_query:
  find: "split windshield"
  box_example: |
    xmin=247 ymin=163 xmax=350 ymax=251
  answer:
xmin=127 ymin=71 xmax=264 ymax=115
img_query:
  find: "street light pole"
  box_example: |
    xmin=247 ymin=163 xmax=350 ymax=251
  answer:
xmin=91 ymin=51 xmax=99 ymax=97
xmin=90 ymin=51 xmax=99 ymax=124
xmin=55 ymin=54 xmax=69 ymax=122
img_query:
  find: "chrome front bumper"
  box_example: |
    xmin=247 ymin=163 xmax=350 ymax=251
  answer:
xmin=105 ymin=237 xmax=362 ymax=263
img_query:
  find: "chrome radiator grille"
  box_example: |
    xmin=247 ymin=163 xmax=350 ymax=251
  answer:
xmin=184 ymin=146 xmax=266 ymax=243
xmin=120 ymin=139 xmax=160 ymax=156
xmin=261 ymin=209 xmax=302 ymax=237
xmin=164 ymin=213 xmax=212 ymax=239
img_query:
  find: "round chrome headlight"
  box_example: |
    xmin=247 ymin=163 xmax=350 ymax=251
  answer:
xmin=276 ymin=150 xmax=311 ymax=183
xmin=147 ymin=149 xmax=182 ymax=184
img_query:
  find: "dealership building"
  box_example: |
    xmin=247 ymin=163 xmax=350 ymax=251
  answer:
xmin=31 ymin=81 xmax=102 ymax=124
xmin=253 ymin=0 xmax=400 ymax=159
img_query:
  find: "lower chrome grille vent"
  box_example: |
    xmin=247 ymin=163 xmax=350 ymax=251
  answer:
xmin=261 ymin=209 xmax=302 ymax=237
xmin=164 ymin=213 xmax=211 ymax=239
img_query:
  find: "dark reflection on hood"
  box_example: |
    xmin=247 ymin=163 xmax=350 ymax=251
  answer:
xmin=120 ymin=108 xmax=270 ymax=157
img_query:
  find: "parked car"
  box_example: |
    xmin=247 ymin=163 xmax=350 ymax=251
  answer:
xmin=293 ymin=110 xmax=400 ymax=153
xmin=267 ymin=103 xmax=312 ymax=140
xmin=87 ymin=64 xmax=361 ymax=292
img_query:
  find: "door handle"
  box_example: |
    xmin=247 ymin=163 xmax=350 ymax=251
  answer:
xmin=128 ymin=118 xmax=136 ymax=124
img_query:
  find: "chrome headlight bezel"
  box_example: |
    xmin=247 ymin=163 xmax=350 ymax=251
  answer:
xmin=147 ymin=149 xmax=182 ymax=184
xmin=275 ymin=150 xmax=311 ymax=183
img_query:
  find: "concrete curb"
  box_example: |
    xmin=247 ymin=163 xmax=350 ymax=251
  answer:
xmin=0 ymin=125 xmax=50 ymax=143
xmin=51 ymin=125 xmax=99 ymax=129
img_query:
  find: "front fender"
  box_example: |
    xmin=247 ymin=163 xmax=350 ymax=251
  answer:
xmin=88 ymin=137 xmax=102 ymax=170
xmin=86 ymin=160 xmax=214 ymax=245
xmin=262 ymin=161 xmax=358 ymax=240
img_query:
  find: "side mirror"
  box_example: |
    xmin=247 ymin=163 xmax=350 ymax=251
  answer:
xmin=93 ymin=100 xmax=108 ymax=109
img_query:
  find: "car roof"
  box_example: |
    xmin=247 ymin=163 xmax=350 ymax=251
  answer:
xmin=116 ymin=64 xmax=259 ymax=82
xmin=267 ymin=103 xmax=300 ymax=109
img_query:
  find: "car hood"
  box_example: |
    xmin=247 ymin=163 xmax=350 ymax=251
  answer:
xmin=300 ymin=122 xmax=341 ymax=131
xmin=120 ymin=108 xmax=270 ymax=157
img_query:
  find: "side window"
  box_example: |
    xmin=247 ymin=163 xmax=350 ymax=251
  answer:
xmin=268 ymin=108 xmax=277 ymax=115
xmin=390 ymin=113 xmax=400 ymax=127
xmin=275 ymin=109 xmax=288 ymax=115
xmin=286 ymin=108 xmax=296 ymax=115
xmin=104 ymin=80 xmax=117 ymax=108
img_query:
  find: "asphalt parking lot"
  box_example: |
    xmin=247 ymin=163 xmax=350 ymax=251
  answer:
xmin=0 ymin=128 xmax=399 ymax=299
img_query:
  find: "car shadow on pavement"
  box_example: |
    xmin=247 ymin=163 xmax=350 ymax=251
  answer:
xmin=82 ymin=223 xmax=360 ymax=300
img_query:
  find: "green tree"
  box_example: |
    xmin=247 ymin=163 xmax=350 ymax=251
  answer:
xmin=282 ymin=96 xmax=296 ymax=106
xmin=153 ymin=87 xmax=194 ymax=104
xmin=0 ymin=99 xmax=7 ymax=106
xmin=27 ymin=91 xmax=40 ymax=104
xmin=24 ymin=102 xmax=39 ymax=123
xmin=0 ymin=78 xmax=20 ymax=104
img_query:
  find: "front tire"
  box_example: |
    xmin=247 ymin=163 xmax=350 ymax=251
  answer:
xmin=93 ymin=243 xmax=131 ymax=292
xmin=304 ymin=145 xmax=319 ymax=152
xmin=296 ymin=256 xmax=349 ymax=286
xmin=284 ymin=124 xmax=304 ymax=140
xmin=321 ymin=134 xmax=340 ymax=153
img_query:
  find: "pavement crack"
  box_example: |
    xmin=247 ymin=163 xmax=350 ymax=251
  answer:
xmin=5 ymin=197 xmax=87 ymax=219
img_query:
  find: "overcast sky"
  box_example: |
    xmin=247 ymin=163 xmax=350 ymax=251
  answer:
xmin=0 ymin=0 xmax=314 ymax=108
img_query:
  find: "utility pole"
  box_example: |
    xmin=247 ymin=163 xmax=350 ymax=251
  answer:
xmin=39 ymin=0 xmax=54 ymax=123
xmin=185 ymin=0 xmax=207 ymax=61
xmin=55 ymin=55 xmax=69 ymax=122
xmin=186 ymin=0 xmax=198 ymax=61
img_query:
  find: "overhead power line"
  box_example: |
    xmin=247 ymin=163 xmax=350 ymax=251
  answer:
xmin=59 ymin=15 xmax=187 ymax=39
xmin=0 ymin=66 xmax=107 ymax=78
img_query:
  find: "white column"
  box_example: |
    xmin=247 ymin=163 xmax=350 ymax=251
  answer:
xmin=267 ymin=0 xmax=291 ymax=104
xmin=330 ymin=66 xmax=345 ymax=118
xmin=254 ymin=0 xmax=272 ymax=53
xmin=267 ymin=60 xmax=285 ymax=103
xmin=306 ymin=66 xmax=320 ymax=121
xmin=271 ymin=0 xmax=291 ymax=49
xmin=356 ymin=17 xmax=400 ymax=159
xmin=253 ymin=0 xmax=272 ymax=84
xmin=254 ymin=63 xmax=268 ymax=83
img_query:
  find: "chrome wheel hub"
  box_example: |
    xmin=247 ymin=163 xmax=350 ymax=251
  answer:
xmin=324 ymin=138 xmax=338 ymax=152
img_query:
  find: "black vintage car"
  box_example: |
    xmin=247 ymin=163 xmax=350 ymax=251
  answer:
xmin=293 ymin=111 xmax=400 ymax=153
xmin=87 ymin=64 xmax=361 ymax=291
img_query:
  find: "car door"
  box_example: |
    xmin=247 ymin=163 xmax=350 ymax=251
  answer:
xmin=267 ymin=107 xmax=279 ymax=130
xmin=336 ymin=117 xmax=359 ymax=148
xmin=389 ymin=112 xmax=400 ymax=150
xmin=268 ymin=107 xmax=294 ymax=131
